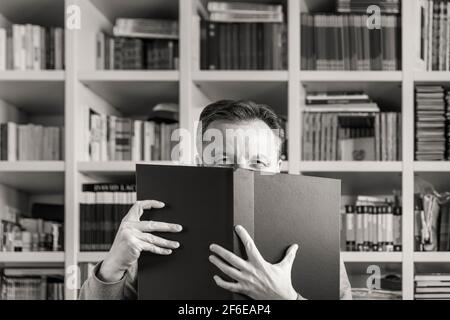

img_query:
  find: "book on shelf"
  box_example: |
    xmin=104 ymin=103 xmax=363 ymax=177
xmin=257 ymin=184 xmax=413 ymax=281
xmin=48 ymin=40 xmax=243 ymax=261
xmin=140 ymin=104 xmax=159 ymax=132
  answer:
xmin=341 ymin=194 xmax=402 ymax=252
xmin=0 ymin=25 xmax=64 ymax=71
xmin=79 ymin=183 xmax=136 ymax=252
xmin=0 ymin=203 xmax=64 ymax=252
xmin=302 ymin=91 xmax=401 ymax=161
xmin=337 ymin=0 xmax=401 ymax=14
xmin=198 ymin=1 xmax=286 ymax=70
xmin=0 ymin=122 xmax=64 ymax=161
xmin=206 ymin=1 xmax=284 ymax=23
xmin=415 ymin=274 xmax=450 ymax=300
xmin=0 ymin=268 xmax=64 ymax=300
xmin=86 ymin=106 xmax=179 ymax=162
xmin=96 ymin=31 xmax=179 ymax=70
xmin=417 ymin=0 xmax=450 ymax=71
xmin=414 ymin=86 xmax=448 ymax=161
xmin=113 ymin=18 xmax=178 ymax=40
xmin=301 ymin=12 xmax=401 ymax=71
xmin=414 ymin=192 xmax=450 ymax=252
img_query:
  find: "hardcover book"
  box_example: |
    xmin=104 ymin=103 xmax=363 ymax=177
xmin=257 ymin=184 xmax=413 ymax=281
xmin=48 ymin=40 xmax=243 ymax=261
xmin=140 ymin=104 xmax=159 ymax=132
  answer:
xmin=137 ymin=165 xmax=340 ymax=300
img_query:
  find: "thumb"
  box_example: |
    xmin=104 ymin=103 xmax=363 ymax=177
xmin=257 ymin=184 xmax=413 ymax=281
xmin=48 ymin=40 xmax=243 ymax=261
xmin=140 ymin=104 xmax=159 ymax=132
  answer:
xmin=280 ymin=244 xmax=299 ymax=268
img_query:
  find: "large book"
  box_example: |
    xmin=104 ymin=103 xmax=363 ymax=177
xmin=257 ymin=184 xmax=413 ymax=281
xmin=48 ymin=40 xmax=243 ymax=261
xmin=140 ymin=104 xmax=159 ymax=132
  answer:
xmin=137 ymin=165 xmax=340 ymax=300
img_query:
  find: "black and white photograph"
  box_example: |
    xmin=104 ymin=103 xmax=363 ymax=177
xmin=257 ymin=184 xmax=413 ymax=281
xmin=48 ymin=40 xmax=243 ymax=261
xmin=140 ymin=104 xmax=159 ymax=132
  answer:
xmin=0 ymin=0 xmax=448 ymax=311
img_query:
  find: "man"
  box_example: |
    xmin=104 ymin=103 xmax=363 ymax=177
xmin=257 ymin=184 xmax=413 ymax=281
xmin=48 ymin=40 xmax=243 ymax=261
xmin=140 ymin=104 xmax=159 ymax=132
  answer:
xmin=79 ymin=100 xmax=352 ymax=300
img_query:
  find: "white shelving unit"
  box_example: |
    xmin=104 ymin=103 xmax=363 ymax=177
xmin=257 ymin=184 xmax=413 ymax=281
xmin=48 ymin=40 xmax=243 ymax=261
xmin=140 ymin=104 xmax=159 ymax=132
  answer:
xmin=0 ymin=0 xmax=446 ymax=300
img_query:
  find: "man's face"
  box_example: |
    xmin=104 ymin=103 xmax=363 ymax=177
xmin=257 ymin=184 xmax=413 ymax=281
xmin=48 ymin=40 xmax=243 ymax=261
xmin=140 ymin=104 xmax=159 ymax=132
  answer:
xmin=200 ymin=119 xmax=282 ymax=173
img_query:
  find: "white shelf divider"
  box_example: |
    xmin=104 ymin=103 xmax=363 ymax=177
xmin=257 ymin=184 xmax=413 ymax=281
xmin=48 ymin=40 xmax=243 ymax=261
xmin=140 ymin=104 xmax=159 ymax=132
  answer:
xmin=0 ymin=252 xmax=65 ymax=263
xmin=414 ymin=252 xmax=450 ymax=263
xmin=341 ymin=252 xmax=403 ymax=263
xmin=300 ymin=71 xmax=403 ymax=82
xmin=78 ymin=70 xmax=180 ymax=82
xmin=300 ymin=161 xmax=403 ymax=173
xmin=0 ymin=161 xmax=65 ymax=172
xmin=77 ymin=252 xmax=107 ymax=263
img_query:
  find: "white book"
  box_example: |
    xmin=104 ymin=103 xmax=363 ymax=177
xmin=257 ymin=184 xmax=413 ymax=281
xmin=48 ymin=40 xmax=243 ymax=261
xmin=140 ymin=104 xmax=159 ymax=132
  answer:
xmin=428 ymin=0 xmax=434 ymax=71
xmin=415 ymin=293 xmax=450 ymax=299
xmin=12 ymin=25 xmax=20 ymax=70
xmin=415 ymin=274 xmax=450 ymax=281
xmin=0 ymin=28 xmax=6 ymax=70
xmin=40 ymin=28 xmax=46 ymax=70
xmin=132 ymin=120 xmax=142 ymax=161
xmin=416 ymin=280 xmax=450 ymax=287
xmin=100 ymin=114 xmax=107 ymax=161
xmin=32 ymin=25 xmax=41 ymax=70
xmin=447 ymin=2 xmax=450 ymax=71
xmin=416 ymin=287 xmax=450 ymax=293
xmin=7 ymin=122 xmax=17 ymax=161
xmin=25 ymin=24 xmax=33 ymax=70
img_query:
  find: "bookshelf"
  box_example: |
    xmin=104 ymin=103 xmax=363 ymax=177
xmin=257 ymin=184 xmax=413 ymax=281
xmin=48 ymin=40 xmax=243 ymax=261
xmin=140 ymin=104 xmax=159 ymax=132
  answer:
xmin=0 ymin=0 xmax=445 ymax=301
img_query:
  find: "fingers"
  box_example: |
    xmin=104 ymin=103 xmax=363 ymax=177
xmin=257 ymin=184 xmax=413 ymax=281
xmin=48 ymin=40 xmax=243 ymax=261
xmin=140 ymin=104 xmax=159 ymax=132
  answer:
xmin=122 ymin=200 xmax=165 ymax=222
xmin=137 ymin=232 xmax=180 ymax=250
xmin=234 ymin=225 xmax=264 ymax=263
xmin=137 ymin=239 xmax=173 ymax=255
xmin=209 ymin=255 xmax=243 ymax=281
xmin=132 ymin=220 xmax=182 ymax=233
xmin=209 ymin=244 xmax=248 ymax=270
xmin=279 ymin=244 xmax=299 ymax=268
xmin=213 ymin=275 xmax=243 ymax=294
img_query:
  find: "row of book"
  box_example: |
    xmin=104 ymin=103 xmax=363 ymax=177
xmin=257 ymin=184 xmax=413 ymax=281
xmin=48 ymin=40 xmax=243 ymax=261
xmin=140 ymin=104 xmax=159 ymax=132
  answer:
xmin=0 ymin=269 xmax=64 ymax=300
xmin=0 ymin=203 xmax=64 ymax=252
xmin=0 ymin=25 xmax=64 ymax=71
xmin=414 ymin=86 xmax=450 ymax=161
xmin=302 ymin=92 xmax=401 ymax=161
xmin=341 ymin=200 xmax=402 ymax=252
xmin=301 ymin=14 xmax=401 ymax=71
xmin=0 ymin=123 xmax=63 ymax=161
xmin=79 ymin=184 xmax=136 ymax=251
xmin=415 ymin=193 xmax=450 ymax=252
xmin=200 ymin=22 xmax=287 ymax=70
xmin=204 ymin=1 xmax=284 ymax=23
xmin=418 ymin=0 xmax=450 ymax=71
xmin=415 ymin=274 xmax=450 ymax=300
xmin=89 ymin=112 xmax=179 ymax=162
xmin=337 ymin=0 xmax=401 ymax=14
xmin=96 ymin=33 xmax=179 ymax=70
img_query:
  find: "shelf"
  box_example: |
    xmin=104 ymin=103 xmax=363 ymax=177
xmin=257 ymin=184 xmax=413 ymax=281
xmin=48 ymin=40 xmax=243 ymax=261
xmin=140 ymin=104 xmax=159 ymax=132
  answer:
xmin=0 ymin=163 xmax=64 ymax=194
xmin=300 ymin=71 xmax=403 ymax=82
xmin=78 ymin=71 xmax=179 ymax=82
xmin=0 ymin=71 xmax=65 ymax=81
xmin=0 ymin=161 xmax=64 ymax=172
xmin=193 ymin=71 xmax=289 ymax=82
xmin=90 ymin=0 xmax=179 ymax=22
xmin=79 ymin=73 xmax=179 ymax=115
xmin=342 ymin=252 xmax=402 ymax=263
xmin=414 ymin=252 xmax=450 ymax=263
xmin=414 ymin=71 xmax=450 ymax=83
xmin=300 ymin=162 xmax=402 ymax=173
xmin=0 ymin=0 xmax=64 ymax=27
xmin=414 ymin=162 xmax=450 ymax=172
xmin=78 ymin=252 xmax=106 ymax=263
xmin=0 ymin=72 xmax=65 ymax=114
xmin=0 ymin=252 xmax=64 ymax=264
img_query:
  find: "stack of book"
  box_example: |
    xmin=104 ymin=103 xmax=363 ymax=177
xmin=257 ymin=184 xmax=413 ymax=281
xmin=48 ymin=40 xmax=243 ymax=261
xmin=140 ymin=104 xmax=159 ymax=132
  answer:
xmin=96 ymin=18 xmax=178 ymax=70
xmin=351 ymin=288 xmax=402 ymax=300
xmin=1 ymin=203 xmax=64 ymax=252
xmin=415 ymin=193 xmax=450 ymax=251
xmin=301 ymin=13 xmax=401 ymax=70
xmin=302 ymin=92 xmax=401 ymax=161
xmin=79 ymin=183 xmax=136 ymax=251
xmin=417 ymin=0 xmax=450 ymax=71
xmin=447 ymin=90 xmax=450 ymax=159
xmin=0 ymin=123 xmax=63 ymax=161
xmin=415 ymin=86 xmax=446 ymax=161
xmin=342 ymin=195 xmax=402 ymax=252
xmin=0 ymin=269 xmax=64 ymax=300
xmin=88 ymin=112 xmax=179 ymax=162
xmin=0 ymin=25 xmax=64 ymax=70
xmin=337 ymin=0 xmax=401 ymax=14
xmin=200 ymin=1 xmax=287 ymax=70
xmin=415 ymin=274 xmax=450 ymax=300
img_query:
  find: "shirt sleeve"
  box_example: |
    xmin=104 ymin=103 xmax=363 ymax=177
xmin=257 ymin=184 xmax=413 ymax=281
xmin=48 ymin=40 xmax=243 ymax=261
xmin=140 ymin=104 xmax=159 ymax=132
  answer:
xmin=78 ymin=261 xmax=138 ymax=300
xmin=339 ymin=258 xmax=352 ymax=300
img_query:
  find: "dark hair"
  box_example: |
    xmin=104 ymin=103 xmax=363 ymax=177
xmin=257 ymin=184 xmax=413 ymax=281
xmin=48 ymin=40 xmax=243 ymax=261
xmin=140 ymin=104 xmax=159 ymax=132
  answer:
xmin=199 ymin=100 xmax=285 ymax=141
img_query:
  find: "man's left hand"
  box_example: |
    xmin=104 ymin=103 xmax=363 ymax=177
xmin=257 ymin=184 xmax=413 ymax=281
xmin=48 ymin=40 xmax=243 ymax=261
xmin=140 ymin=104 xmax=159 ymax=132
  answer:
xmin=209 ymin=225 xmax=299 ymax=300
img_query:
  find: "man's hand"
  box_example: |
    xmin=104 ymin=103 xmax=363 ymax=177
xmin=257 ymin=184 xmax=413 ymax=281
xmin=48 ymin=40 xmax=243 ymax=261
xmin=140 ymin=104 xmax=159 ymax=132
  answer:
xmin=209 ymin=225 xmax=299 ymax=300
xmin=99 ymin=200 xmax=182 ymax=283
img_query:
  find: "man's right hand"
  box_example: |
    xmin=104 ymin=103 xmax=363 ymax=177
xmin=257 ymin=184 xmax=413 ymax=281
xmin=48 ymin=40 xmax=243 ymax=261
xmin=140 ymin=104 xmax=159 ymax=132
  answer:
xmin=98 ymin=200 xmax=183 ymax=282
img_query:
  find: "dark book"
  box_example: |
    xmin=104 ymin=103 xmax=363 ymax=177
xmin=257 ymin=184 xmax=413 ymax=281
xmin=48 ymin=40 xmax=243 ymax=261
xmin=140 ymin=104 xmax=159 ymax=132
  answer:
xmin=137 ymin=165 xmax=340 ymax=300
